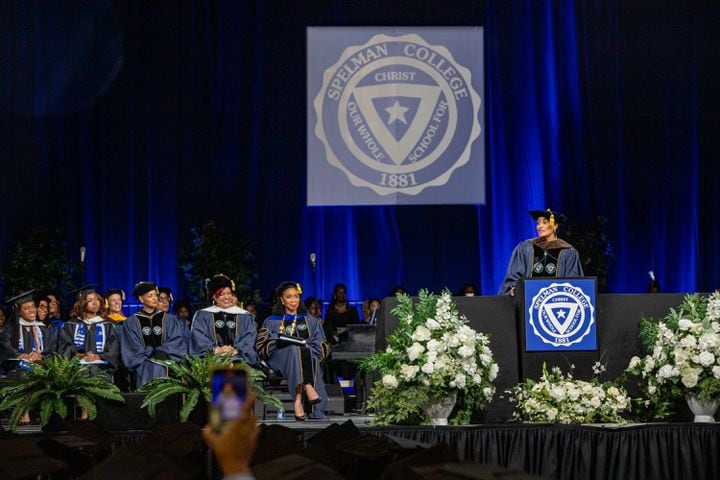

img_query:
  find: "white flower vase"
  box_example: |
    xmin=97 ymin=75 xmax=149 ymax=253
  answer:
xmin=423 ymin=391 xmax=457 ymax=426
xmin=686 ymin=395 xmax=719 ymax=423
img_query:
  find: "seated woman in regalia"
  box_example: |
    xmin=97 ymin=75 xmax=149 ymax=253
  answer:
xmin=190 ymin=274 xmax=258 ymax=365
xmin=57 ymin=289 xmax=120 ymax=382
xmin=256 ymin=281 xmax=330 ymax=420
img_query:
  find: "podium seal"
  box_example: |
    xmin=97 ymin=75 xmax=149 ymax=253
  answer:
xmin=528 ymin=282 xmax=595 ymax=348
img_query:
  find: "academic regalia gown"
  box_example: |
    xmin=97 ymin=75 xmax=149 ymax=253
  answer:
xmin=57 ymin=316 xmax=121 ymax=382
xmin=120 ymin=309 xmax=187 ymax=388
xmin=498 ymin=237 xmax=584 ymax=295
xmin=0 ymin=320 xmax=56 ymax=374
xmin=256 ymin=313 xmax=330 ymax=418
xmin=190 ymin=306 xmax=259 ymax=365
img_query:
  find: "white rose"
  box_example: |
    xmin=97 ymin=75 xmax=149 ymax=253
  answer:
xmin=589 ymin=397 xmax=601 ymax=408
xmin=407 ymin=342 xmax=425 ymax=361
xmin=550 ymin=386 xmax=566 ymax=401
xmin=425 ymin=318 xmax=441 ymax=330
xmin=678 ymin=319 xmax=694 ymax=331
xmin=454 ymin=373 xmax=466 ymax=388
xmin=712 ymin=365 xmax=720 ymax=379
xmin=400 ymin=364 xmax=420 ymax=380
xmin=382 ymin=374 xmax=398 ymax=390
xmin=489 ymin=363 xmax=499 ymax=381
xmin=567 ymin=387 xmax=580 ymax=401
xmin=421 ymin=361 xmax=435 ymax=374
xmin=657 ymin=364 xmax=676 ymax=379
xmin=411 ymin=326 xmax=432 ymax=342
xmin=698 ymin=351 xmax=716 ymax=367
xmin=480 ymin=353 xmax=493 ymax=365
xmin=628 ymin=356 xmax=641 ymax=370
xmin=457 ymin=325 xmax=476 ymax=343
xmin=426 ymin=339 xmax=442 ymax=353
xmin=607 ymin=386 xmax=620 ymax=397
xmin=474 ymin=373 xmax=483 ymax=384
xmin=680 ymin=335 xmax=697 ymax=348
xmin=458 ymin=345 xmax=475 ymax=358
xmin=547 ymin=407 xmax=558 ymax=421
xmin=699 ymin=333 xmax=719 ymax=349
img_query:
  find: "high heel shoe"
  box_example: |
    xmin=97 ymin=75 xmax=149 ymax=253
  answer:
xmin=294 ymin=413 xmax=307 ymax=421
xmin=304 ymin=385 xmax=322 ymax=405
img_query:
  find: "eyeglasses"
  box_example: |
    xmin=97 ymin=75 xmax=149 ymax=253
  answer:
xmin=158 ymin=297 xmax=170 ymax=303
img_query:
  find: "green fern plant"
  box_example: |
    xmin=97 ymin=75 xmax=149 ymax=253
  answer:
xmin=0 ymin=356 xmax=125 ymax=431
xmin=139 ymin=353 xmax=282 ymax=422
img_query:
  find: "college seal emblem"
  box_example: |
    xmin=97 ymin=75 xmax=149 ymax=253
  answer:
xmin=528 ymin=282 xmax=595 ymax=348
xmin=313 ymin=33 xmax=481 ymax=196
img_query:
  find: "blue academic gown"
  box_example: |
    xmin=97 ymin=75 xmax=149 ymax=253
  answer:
xmin=57 ymin=316 xmax=121 ymax=382
xmin=256 ymin=313 xmax=330 ymax=418
xmin=190 ymin=306 xmax=259 ymax=365
xmin=498 ymin=238 xmax=584 ymax=295
xmin=120 ymin=309 xmax=187 ymax=388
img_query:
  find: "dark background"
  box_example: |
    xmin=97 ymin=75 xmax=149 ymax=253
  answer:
xmin=1 ymin=0 xmax=718 ymax=303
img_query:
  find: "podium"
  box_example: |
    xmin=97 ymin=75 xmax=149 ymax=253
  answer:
xmin=515 ymin=277 xmax=599 ymax=380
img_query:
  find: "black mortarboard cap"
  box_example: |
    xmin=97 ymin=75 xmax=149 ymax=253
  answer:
xmin=5 ymin=289 xmax=37 ymax=307
xmin=66 ymin=284 xmax=100 ymax=301
xmin=132 ymin=281 xmax=158 ymax=298
xmin=529 ymin=209 xmax=568 ymax=225
xmin=207 ymin=275 xmax=234 ymax=296
xmin=104 ymin=289 xmax=126 ymax=301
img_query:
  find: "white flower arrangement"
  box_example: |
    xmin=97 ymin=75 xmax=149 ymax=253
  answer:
xmin=626 ymin=292 xmax=720 ymax=419
xmin=509 ymin=362 xmax=631 ymax=424
xmin=360 ymin=289 xmax=498 ymax=425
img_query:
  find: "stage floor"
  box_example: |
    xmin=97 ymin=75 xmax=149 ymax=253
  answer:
xmin=3 ymin=414 xmax=376 ymax=435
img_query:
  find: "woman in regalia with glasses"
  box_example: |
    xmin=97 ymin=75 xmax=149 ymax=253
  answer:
xmin=256 ymin=281 xmax=330 ymax=420
xmin=499 ymin=209 xmax=584 ymax=296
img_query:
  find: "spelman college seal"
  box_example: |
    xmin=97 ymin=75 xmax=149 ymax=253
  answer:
xmin=313 ymin=33 xmax=482 ymax=196
xmin=528 ymin=282 xmax=596 ymax=348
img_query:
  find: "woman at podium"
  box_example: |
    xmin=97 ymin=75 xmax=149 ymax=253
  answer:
xmin=499 ymin=209 xmax=584 ymax=295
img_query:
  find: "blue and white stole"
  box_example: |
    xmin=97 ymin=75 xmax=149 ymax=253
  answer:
xmin=18 ymin=319 xmax=45 ymax=353
xmin=73 ymin=316 xmax=106 ymax=353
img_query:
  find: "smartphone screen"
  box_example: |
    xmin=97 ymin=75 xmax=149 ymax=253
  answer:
xmin=209 ymin=367 xmax=247 ymax=432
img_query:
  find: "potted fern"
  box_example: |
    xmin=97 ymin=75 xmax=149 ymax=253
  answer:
xmin=139 ymin=353 xmax=282 ymax=423
xmin=0 ymin=356 xmax=125 ymax=432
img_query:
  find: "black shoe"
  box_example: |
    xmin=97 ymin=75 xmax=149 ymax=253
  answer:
xmin=294 ymin=413 xmax=307 ymax=421
xmin=308 ymin=396 xmax=322 ymax=406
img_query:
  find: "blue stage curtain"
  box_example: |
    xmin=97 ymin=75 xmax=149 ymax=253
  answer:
xmin=0 ymin=1 xmax=718 ymax=303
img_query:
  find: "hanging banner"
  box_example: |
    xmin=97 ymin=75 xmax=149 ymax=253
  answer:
xmin=307 ymin=27 xmax=484 ymax=206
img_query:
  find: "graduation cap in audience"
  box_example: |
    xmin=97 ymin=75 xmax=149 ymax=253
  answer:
xmin=4 ymin=289 xmax=37 ymax=308
xmin=132 ymin=281 xmax=158 ymax=298
xmin=65 ymin=284 xmax=101 ymax=301
xmin=104 ymin=289 xmax=126 ymax=301
xmin=4 ymin=289 xmax=37 ymax=324
xmin=529 ymin=209 xmax=568 ymax=226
